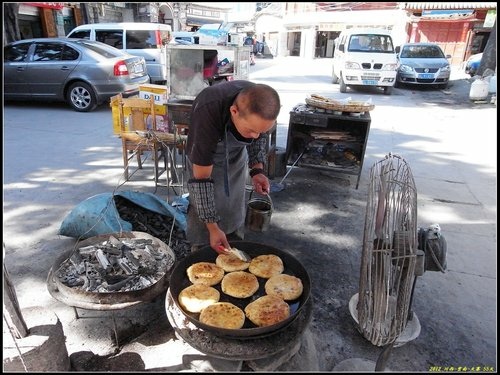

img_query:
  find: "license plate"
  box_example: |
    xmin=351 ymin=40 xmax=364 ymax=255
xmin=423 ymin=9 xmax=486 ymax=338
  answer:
xmin=134 ymin=65 xmax=144 ymax=74
xmin=362 ymin=80 xmax=378 ymax=85
xmin=419 ymin=73 xmax=434 ymax=79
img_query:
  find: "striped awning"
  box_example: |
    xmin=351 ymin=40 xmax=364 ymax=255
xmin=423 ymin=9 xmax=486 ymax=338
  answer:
xmin=403 ymin=3 xmax=497 ymax=10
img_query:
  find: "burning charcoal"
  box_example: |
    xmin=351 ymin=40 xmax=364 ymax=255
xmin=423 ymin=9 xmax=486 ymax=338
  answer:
xmin=117 ymin=258 xmax=134 ymax=275
xmin=132 ymin=248 xmax=154 ymax=264
xmin=95 ymin=249 xmax=112 ymax=271
xmin=69 ymin=252 xmax=85 ymax=274
xmin=102 ymin=246 xmax=122 ymax=256
xmin=78 ymin=245 xmax=96 ymax=256
xmin=107 ymin=235 xmax=123 ymax=248
xmin=124 ymin=251 xmax=141 ymax=269
xmin=104 ymin=275 xmax=136 ymax=291
xmin=138 ymin=276 xmax=152 ymax=288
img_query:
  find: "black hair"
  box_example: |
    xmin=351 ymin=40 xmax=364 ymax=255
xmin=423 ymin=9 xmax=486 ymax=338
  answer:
xmin=237 ymin=84 xmax=281 ymax=120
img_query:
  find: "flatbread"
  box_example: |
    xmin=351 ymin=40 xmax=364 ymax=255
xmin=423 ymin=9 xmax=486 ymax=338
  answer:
xmin=178 ymin=284 xmax=220 ymax=313
xmin=248 ymin=254 xmax=284 ymax=279
xmin=186 ymin=262 xmax=224 ymax=286
xmin=244 ymin=295 xmax=290 ymax=327
xmin=221 ymin=271 xmax=259 ymax=299
xmin=216 ymin=253 xmax=250 ymax=272
xmin=265 ymin=274 xmax=303 ymax=300
xmin=199 ymin=302 xmax=245 ymax=329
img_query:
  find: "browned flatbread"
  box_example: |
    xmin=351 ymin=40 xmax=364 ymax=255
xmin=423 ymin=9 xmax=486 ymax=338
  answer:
xmin=248 ymin=254 xmax=284 ymax=279
xmin=216 ymin=253 xmax=250 ymax=272
xmin=199 ymin=302 xmax=245 ymax=329
xmin=186 ymin=262 xmax=224 ymax=286
xmin=265 ymin=274 xmax=303 ymax=300
xmin=244 ymin=295 xmax=290 ymax=327
xmin=221 ymin=271 xmax=259 ymax=299
xmin=178 ymin=284 xmax=220 ymax=313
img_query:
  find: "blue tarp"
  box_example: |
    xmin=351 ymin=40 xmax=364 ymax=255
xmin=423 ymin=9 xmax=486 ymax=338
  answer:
xmin=58 ymin=191 xmax=187 ymax=239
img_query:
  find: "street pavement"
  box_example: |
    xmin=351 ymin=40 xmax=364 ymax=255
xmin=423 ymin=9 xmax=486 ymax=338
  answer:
xmin=3 ymin=56 xmax=497 ymax=372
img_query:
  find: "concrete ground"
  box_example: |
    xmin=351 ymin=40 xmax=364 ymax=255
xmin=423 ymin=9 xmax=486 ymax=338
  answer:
xmin=3 ymin=57 xmax=497 ymax=372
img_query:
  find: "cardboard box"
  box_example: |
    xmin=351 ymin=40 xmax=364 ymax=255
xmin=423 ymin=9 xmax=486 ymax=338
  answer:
xmin=110 ymin=93 xmax=169 ymax=135
xmin=139 ymin=84 xmax=168 ymax=115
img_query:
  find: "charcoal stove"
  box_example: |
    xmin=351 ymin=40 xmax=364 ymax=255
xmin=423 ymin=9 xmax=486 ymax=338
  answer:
xmin=285 ymin=103 xmax=371 ymax=189
xmin=47 ymin=231 xmax=176 ymax=345
xmin=165 ymin=241 xmax=313 ymax=367
xmin=165 ymin=289 xmax=312 ymax=362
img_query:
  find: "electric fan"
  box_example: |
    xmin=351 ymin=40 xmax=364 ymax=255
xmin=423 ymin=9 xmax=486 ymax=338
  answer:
xmin=355 ymin=153 xmax=419 ymax=347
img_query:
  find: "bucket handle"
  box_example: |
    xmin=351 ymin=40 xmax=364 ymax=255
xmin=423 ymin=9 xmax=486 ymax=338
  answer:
xmin=249 ymin=190 xmax=274 ymax=211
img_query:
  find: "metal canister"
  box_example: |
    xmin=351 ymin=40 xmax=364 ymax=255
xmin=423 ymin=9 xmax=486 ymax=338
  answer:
xmin=245 ymin=191 xmax=273 ymax=232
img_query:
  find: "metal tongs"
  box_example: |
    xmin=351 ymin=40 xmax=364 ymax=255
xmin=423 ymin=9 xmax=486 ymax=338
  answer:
xmin=217 ymin=246 xmax=252 ymax=262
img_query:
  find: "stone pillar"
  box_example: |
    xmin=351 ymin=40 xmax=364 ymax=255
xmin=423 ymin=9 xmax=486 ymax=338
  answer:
xmin=3 ymin=306 xmax=71 ymax=372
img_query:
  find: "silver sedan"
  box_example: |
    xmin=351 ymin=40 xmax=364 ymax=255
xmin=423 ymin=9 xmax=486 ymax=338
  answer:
xmin=395 ymin=42 xmax=451 ymax=89
xmin=4 ymin=38 xmax=150 ymax=112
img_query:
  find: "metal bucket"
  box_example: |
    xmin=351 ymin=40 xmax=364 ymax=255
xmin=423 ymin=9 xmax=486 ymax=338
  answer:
xmin=245 ymin=191 xmax=273 ymax=232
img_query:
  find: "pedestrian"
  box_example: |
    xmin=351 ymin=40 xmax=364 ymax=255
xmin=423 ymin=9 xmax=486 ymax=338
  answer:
xmin=186 ymin=81 xmax=281 ymax=254
xmin=243 ymin=35 xmax=256 ymax=65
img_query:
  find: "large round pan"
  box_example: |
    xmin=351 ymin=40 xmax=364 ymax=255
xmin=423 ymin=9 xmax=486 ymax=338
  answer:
xmin=169 ymin=241 xmax=311 ymax=338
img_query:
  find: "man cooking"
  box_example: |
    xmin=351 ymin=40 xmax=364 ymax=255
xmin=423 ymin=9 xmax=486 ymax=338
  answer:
xmin=186 ymin=81 xmax=281 ymax=254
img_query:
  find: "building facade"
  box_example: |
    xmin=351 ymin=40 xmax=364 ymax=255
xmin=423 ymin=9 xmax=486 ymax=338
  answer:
xmin=8 ymin=2 xmax=497 ymax=67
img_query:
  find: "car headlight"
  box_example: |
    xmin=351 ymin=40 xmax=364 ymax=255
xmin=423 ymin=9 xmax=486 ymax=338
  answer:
xmin=383 ymin=63 xmax=399 ymax=71
xmin=399 ymin=64 xmax=414 ymax=73
xmin=345 ymin=61 xmax=361 ymax=69
xmin=440 ymin=65 xmax=451 ymax=72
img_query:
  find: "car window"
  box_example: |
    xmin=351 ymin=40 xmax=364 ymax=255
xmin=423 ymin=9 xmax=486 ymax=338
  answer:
xmin=401 ymin=45 xmax=445 ymax=58
xmin=126 ymin=30 xmax=157 ymax=49
xmin=95 ymin=30 xmax=123 ymax=49
xmin=68 ymin=30 xmax=91 ymax=39
xmin=350 ymin=34 xmax=394 ymax=53
xmin=4 ymin=43 xmax=31 ymax=62
xmin=61 ymin=45 xmax=80 ymax=61
xmin=74 ymin=40 xmax=122 ymax=58
xmin=33 ymin=42 xmax=64 ymax=61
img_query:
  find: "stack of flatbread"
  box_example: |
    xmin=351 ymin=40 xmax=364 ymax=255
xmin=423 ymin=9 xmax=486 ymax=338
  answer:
xmin=179 ymin=252 xmax=305 ymax=330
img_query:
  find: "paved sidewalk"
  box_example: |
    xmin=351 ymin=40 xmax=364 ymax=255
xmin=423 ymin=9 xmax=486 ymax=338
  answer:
xmin=3 ymin=57 xmax=497 ymax=372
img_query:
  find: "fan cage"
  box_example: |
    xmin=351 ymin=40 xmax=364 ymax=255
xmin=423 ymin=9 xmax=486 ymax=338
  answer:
xmin=357 ymin=153 xmax=418 ymax=346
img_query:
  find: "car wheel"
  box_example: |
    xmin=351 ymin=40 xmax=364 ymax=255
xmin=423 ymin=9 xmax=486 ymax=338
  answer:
xmin=394 ymin=79 xmax=401 ymax=88
xmin=383 ymin=86 xmax=393 ymax=95
xmin=67 ymin=81 xmax=97 ymax=112
xmin=339 ymin=74 xmax=347 ymax=93
xmin=332 ymin=67 xmax=339 ymax=84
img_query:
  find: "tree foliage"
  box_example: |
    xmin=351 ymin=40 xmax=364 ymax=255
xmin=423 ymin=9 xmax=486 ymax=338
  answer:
xmin=477 ymin=19 xmax=496 ymax=76
xmin=4 ymin=3 xmax=21 ymax=44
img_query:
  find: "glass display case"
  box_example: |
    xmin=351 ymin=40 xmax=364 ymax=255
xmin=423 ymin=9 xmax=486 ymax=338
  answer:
xmin=165 ymin=44 xmax=251 ymax=101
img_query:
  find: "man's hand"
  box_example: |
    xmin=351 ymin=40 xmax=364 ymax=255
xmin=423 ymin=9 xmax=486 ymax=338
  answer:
xmin=206 ymin=223 xmax=230 ymax=253
xmin=252 ymin=173 xmax=270 ymax=195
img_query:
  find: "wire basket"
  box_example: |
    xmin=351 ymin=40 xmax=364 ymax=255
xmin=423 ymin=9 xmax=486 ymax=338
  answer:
xmin=305 ymin=96 xmax=375 ymax=112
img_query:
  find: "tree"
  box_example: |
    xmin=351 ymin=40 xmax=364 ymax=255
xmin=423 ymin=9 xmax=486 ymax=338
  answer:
xmin=477 ymin=19 xmax=496 ymax=76
xmin=4 ymin=3 xmax=21 ymax=44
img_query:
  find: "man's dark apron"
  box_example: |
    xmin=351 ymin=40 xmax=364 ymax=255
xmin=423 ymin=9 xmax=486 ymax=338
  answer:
xmin=187 ymin=126 xmax=250 ymax=247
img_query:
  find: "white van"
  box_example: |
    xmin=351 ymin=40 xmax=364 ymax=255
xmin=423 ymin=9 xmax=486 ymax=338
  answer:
xmin=67 ymin=23 xmax=172 ymax=84
xmin=332 ymin=29 xmax=398 ymax=95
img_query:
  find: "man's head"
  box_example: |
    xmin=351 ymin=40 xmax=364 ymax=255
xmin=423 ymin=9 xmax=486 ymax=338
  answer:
xmin=230 ymin=84 xmax=281 ymax=139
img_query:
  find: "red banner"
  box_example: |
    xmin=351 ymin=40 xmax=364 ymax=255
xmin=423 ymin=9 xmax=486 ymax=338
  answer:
xmin=24 ymin=2 xmax=64 ymax=10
